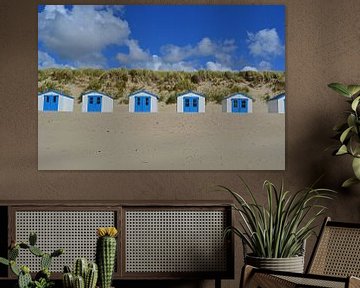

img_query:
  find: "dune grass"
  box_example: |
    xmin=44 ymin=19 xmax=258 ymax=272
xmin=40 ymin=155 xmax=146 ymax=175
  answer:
xmin=38 ymin=68 xmax=285 ymax=104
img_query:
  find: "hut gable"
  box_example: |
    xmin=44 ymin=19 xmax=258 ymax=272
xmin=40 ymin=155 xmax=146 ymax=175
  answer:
xmin=176 ymin=91 xmax=206 ymax=113
xmin=128 ymin=90 xmax=159 ymax=113
xmin=222 ymin=92 xmax=254 ymax=113
xmin=267 ymin=92 xmax=286 ymax=113
xmin=81 ymin=90 xmax=113 ymax=113
xmin=38 ymin=89 xmax=74 ymax=112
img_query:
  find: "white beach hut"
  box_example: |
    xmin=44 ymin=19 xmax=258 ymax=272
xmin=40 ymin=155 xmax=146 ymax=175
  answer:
xmin=267 ymin=92 xmax=286 ymax=113
xmin=81 ymin=91 xmax=113 ymax=113
xmin=177 ymin=91 xmax=206 ymax=113
xmin=128 ymin=90 xmax=159 ymax=113
xmin=38 ymin=89 xmax=74 ymax=112
xmin=222 ymin=93 xmax=254 ymax=113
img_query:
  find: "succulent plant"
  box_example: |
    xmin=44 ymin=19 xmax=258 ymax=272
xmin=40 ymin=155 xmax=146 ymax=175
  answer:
xmin=74 ymin=258 xmax=88 ymax=280
xmin=96 ymin=227 xmax=118 ymax=288
xmin=85 ymin=262 xmax=98 ymax=288
xmin=63 ymin=259 xmax=98 ymax=288
xmin=0 ymin=232 xmax=64 ymax=288
xmin=73 ymin=275 xmax=85 ymax=288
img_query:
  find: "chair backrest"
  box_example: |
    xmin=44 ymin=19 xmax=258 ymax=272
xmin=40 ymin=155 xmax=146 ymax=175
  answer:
xmin=307 ymin=217 xmax=360 ymax=277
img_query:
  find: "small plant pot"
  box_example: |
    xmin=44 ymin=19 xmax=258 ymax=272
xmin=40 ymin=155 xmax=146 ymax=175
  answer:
xmin=245 ymin=254 xmax=305 ymax=273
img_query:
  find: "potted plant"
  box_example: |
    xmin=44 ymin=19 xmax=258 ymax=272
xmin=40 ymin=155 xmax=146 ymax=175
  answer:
xmin=328 ymin=83 xmax=360 ymax=187
xmin=62 ymin=258 xmax=98 ymax=288
xmin=220 ymin=179 xmax=334 ymax=273
xmin=0 ymin=232 xmax=63 ymax=288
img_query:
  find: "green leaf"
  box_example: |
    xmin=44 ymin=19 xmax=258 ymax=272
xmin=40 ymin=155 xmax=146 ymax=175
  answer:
xmin=351 ymin=96 xmax=360 ymax=111
xmin=340 ymin=126 xmax=353 ymax=143
xmin=8 ymin=247 xmax=19 ymax=261
xmin=0 ymin=257 xmax=9 ymax=266
xmin=347 ymin=114 xmax=356 ymax=128
xmin=350 ymin=135 xmax=360 ymax=156
xmin=10 ymin=261 xmax=20 ymax=276
xmin=342 ymin=177 xmax=360 ymax=188
xmin=29 ymin=232 xmax=37 ymax=246
xmin=336 ymin=145 xmax=348 ymax=155
xmin=347 ymin=85 xmax=360 ymax=97
xmin=328 ymin=83 xmax=351 ymax=97
xmin=352 ymin=157 xmax=360 ymax=179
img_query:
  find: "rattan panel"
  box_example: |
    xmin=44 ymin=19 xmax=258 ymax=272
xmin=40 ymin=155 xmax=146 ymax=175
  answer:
xmin=125 ymin=210 xmax=227 ymax=273
xmin=277 ymin=275 xmax=345 ymax=288
xmin=310 ymin=226 xmax=360 ymax=277
xmin=15 ymin=211 xmax=115 ymax=272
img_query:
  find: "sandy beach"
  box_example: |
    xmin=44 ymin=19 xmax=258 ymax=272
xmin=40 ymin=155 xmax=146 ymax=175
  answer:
xmin=38 ymin=102 xmax=285 ymax=170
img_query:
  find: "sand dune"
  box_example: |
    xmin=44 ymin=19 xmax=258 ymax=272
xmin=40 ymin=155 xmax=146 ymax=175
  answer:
xmin=38 ymin=102 xmax=285 ymax=170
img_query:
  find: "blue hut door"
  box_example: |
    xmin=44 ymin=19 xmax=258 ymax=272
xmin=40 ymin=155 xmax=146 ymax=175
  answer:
xmin=88 ymin=96 xmax=102 ymax=112
xmin=232 ymin=99 xmax=248 ymax=113
xmin=43 ymin=95 xmax=59 ymax=111
xmin=135 ymin=96 xmax=151 ymax=112
xmin=183 ymin=97 xmax=199 ymax=112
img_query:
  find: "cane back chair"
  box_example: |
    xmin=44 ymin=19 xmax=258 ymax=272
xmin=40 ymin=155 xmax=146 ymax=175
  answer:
xmin=241 ymin=217 xmax=360 ymax=288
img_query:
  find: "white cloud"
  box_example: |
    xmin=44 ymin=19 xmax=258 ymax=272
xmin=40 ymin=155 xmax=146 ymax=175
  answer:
xmin=160 ymin=44 xmax=193 ymax=63
xmin=206 ymin=61 xmax=232 ymax=71
xmin=258 ymin=60 xmax=272 ymax=71
xmin=117 ymin=37 xmax=237 ymax=71
xmin=241 ymin=66 xmax=258 ymax=72
xmin=117 ymin=39 xmax=151 ymax=64
xmin=38 ymin=51 xmax=58 ymax=68
xmin=197 ymin=37 xmax=215 ymax=55
xmin=38 ymin=5 xmax=130 ymax=67
xmin=38 ymin=50 xmax=73 ymax=69
xmin=247 ymin=28 xmax=284 ymax=58
xmin=160 ymin=37 xmax=236 ymax=66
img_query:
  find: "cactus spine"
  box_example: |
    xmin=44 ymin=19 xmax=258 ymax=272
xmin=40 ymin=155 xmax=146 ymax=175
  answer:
xmin=85 ymin=262 xmax=98 ymax=288
xmin=63 ymin=260 xmax=98 ymax=288
xmin=63 ymin=272 xmax=74 ymax=288
xmin=74 ymin=275 xmax=85 ymax=288
xmin=74 ymin=258 xmax=88 ymax=279
xmin=96 ymin=227 xmax=118 ymax=288
xmin=18 ymin=269 xmax=32 ymax=288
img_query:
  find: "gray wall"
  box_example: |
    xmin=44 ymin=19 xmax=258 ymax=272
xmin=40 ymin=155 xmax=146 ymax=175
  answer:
xmin=1 ymin=1 xmax=360 ymax=287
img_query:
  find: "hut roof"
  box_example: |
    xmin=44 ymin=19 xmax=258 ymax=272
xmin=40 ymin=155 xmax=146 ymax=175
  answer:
xmin=268 ymin=92 xmax=285 ymax=101
xmin=38 ymin=89 xmax=74 ymax=99
xmin=176 ymin=90 xmax=206 ymax=98
xmin=81 ymin=90 xmax=114 ymax=99
xmin=223 ymin=92 xmax=255 ymax=101
xmin=128 ymin=89 xmax=160 ymax=99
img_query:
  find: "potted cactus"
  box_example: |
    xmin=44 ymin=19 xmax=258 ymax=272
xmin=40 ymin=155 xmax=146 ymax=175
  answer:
xmin=96 ymin=227 xmax=118 ymax=288
xmin=63 ymin=258 xmax=98 ymax=288
xmin=0 ymin=232 xmax=63 ymax=288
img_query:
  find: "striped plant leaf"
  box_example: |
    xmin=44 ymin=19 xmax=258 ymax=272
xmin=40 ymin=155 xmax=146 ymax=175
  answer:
xmin=220 ymin=179 xmax=335 ymax=258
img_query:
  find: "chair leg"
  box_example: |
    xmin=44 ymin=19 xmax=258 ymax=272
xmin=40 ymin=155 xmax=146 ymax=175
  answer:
xmin=215 ymin=278 xmax=221 ymax=288
xmin=240 ymin=265 xmax=255 ymax=288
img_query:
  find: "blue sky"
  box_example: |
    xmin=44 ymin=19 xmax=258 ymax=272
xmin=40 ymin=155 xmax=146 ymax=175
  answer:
xmin=38 ymin=5 xmax=285 ymax=71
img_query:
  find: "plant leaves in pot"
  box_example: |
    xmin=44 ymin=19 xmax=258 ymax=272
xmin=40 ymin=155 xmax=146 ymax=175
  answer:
xmin=328 ymin=82 xmax=360 ymax=187
xmin=220 ymin=178 xmax=335 ymax=273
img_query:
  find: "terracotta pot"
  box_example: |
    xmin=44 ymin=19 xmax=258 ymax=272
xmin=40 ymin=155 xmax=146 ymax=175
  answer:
xmin=245 ymin=254 xmax=305 ymax=273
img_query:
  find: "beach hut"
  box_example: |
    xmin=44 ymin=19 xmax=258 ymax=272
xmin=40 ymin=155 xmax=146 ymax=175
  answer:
xmin=81 ymin=91 xmax=113 ymax=113
xmin=128 ymin=90 xmax=159 ymax=113
xmin=177 ymin=91 xmax=206 ymax=113
xmin=222 ymin=93 xmax=254 ymax=113
xmin=38 ymin=89 xmax=74 ymax=112
xmin=267 ymin=92 xmax=285 ymax=113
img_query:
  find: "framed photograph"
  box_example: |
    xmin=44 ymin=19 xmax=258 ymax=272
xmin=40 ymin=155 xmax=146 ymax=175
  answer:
xmin=38 ymin=5 xmax=285 ymax=170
